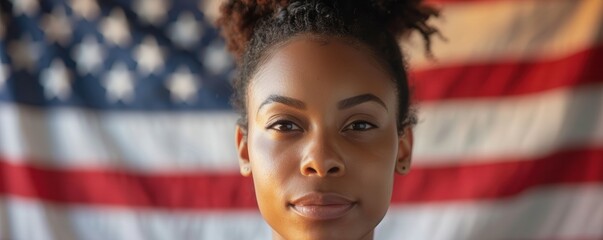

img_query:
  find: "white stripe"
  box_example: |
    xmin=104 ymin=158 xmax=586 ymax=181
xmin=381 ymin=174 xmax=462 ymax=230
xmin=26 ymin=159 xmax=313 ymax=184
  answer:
xmin=1 ymin=84 xmax=602 ymax=171
xmin=413 ymin=83 xmax=603 ymax=166
xmin=403 ymin=0 xmax=603 ymax=69
xmin=377 ymin=184 xmax=603 ymax=240
xmin=0 ymin=197 xmax=270 ymax=240
xmin=2 ymin=184 xmax=602 ymax=240
xmin=0 ymin=107 xmax=240 ymax=172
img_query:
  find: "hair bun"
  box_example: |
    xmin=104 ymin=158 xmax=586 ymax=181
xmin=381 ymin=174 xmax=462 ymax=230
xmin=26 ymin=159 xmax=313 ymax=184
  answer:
xmin=217 ymin=0 xmax=440 ymax=60
xmin=217 ymin=0 xmax=288 ymax=60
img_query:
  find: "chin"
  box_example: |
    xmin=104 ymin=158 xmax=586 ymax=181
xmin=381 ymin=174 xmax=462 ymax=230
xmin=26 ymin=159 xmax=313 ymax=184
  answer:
xmin=274 ymin=221 xmax=374 ymax=240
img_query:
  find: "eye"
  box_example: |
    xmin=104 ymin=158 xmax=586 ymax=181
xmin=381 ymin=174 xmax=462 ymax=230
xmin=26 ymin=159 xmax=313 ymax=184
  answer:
xmin=343 ymin=120 xmax=377 ymax=132
xmin=267 ymin=120 xmax=302 ymax=132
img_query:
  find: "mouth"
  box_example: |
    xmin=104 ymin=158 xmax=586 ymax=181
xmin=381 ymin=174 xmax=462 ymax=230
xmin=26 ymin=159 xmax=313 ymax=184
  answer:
xmin=289 ymin=192 xmax=356 ymax=220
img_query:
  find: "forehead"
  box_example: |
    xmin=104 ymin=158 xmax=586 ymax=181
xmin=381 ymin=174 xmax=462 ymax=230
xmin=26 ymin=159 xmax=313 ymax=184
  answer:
xmin=249 ymin=35 xmax=396 ymax=108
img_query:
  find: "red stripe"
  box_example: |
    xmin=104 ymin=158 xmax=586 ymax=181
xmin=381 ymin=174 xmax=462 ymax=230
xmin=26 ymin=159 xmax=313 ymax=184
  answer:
xmin=0 ymin=162 xmax=257 ymax=209
xmin=410 ymin=46 xmax=603 ymax=101
xmin=1 ymin=147 xmax=602 ymax=209
xmin=392 ymin=147 xmax=603 ymax=203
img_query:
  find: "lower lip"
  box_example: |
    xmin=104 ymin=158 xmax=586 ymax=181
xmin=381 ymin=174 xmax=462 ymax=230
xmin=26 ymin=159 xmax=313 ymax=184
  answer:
xmin=291 ymin=203 xmax=355 ymax=220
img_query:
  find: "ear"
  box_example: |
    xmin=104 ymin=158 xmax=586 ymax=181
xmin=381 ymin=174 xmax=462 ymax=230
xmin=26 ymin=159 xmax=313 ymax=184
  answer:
xmin=235 ymin=125 xmax=252 ymax=177
xmin=395 ymin=127 xmax=413 ymax=175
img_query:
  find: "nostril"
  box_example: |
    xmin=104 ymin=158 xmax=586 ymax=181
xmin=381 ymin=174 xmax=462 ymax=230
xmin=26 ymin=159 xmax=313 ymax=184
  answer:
xmin=303 ymin=166 xmax=343 ymax=176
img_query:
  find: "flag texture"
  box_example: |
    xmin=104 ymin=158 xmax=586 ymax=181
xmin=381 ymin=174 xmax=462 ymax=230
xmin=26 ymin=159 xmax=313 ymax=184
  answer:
xmin=0 ymin=0 xmax=602 ymax=239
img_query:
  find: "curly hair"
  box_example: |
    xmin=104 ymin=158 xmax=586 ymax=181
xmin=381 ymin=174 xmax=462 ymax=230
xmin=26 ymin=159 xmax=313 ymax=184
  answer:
xmin=216 ymin=0 xmax=439 ymax=134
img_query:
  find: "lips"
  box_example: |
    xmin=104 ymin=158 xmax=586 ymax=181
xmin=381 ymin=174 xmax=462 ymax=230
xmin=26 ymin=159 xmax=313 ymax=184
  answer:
xmin=289 ymin=192 xmax=356 ymax=220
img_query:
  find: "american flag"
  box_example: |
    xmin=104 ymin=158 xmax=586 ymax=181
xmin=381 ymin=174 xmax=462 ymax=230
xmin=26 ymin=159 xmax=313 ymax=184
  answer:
xmin=0 ymin=0 xmax=602 ymax=239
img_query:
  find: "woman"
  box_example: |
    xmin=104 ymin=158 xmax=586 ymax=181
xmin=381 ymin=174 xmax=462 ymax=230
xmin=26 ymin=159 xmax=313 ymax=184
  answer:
xmin=217 ymin=0 xmax=438 ymax=239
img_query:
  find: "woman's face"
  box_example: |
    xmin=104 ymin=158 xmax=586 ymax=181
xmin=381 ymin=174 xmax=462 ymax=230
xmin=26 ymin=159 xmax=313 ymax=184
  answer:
xmin=235 ymin=35 xmax=413 ymax=240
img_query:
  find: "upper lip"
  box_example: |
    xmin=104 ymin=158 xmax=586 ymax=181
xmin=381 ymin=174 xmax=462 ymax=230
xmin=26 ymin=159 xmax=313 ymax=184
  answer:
xmin=290 ymin=192 xmax=355 ymax=206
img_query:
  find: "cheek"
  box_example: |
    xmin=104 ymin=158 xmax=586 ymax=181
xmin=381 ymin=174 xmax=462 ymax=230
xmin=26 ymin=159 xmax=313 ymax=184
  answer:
xmin=346 ymin=129 xmax=399 ymax=174
xmin=345 ymin=131 xmax=398 ymax=216
xmin=356 ymin=161 xmax=395 ymax=216
xmin=247 ymin=130 xmax=300 ymax=222
xmin=248 ymin=131 xmax=301 ymax=183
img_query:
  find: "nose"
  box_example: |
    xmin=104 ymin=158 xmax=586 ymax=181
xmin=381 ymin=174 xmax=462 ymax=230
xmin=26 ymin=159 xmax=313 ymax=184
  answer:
xmin=300 ymin=133 xmax=346 ymax=177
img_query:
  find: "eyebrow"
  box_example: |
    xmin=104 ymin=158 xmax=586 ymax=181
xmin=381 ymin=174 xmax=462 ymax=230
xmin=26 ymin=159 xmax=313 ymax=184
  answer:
xmin=258 ymin=95 xmax=306 ymax=113
xmin=257 ymin=93 xmax=387 ymax=113
xmin=338 ymin=94 xmax=387 ymax=111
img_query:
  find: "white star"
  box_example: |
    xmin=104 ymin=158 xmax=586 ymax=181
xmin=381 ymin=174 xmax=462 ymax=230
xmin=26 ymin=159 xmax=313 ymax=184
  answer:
xmin=134 ymin=36 xmax=164 ymax=75
xmin=168 ymin=12 xmax=203 ymax=49
xmin=72 ymin=35 xmax=105 ymax=75
xmin=8 ymin=36 xmax=40 ymax=72
xmin=167 ymin=66 xmax=199 ymax=103
xmin=103 ymin=62 xmax=135 ymax=103
xmin=199 ymin=0 xmax=221 ymax=25
xmin=70 ymin=0 xmax=100 ymax=21
xmin=9 ymin=0 xmax=39 ymax=17
xmin=0 ymin=64 xmax=9 ymax=89
xmin=134 ymin=0 xmax=168 ymax=26
xmin=100 ymin=8 xmax=131 ymax=47
xmin=201 ymin=40 xmax=232 ymax=75
xmin=41 ymin=59 xmax=71 ymax=100
xmin=42 ymin=6 xmax=72 ymax=46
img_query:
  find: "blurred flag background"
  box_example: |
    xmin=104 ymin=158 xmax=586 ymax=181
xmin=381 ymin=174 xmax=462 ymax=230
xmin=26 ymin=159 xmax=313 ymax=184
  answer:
xmin=0 ymin=0 xmax=602 ymax=239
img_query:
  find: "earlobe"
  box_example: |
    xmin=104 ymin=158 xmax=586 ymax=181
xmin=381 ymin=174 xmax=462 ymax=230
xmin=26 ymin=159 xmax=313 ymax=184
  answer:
xmin=235 ymin=125 xmax=252 ymax=177
xmin=395 ymin=127 xmax=413 ymax=175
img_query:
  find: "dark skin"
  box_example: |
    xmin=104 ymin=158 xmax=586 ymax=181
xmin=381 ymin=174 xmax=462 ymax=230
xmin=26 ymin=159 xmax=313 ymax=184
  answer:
xmin=235 ymin=35 xmax=413 ymax=240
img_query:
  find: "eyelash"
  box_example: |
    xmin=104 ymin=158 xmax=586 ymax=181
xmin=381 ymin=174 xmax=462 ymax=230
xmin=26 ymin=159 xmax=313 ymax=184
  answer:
xmin=267 ymin=120 xmax=302 ymax=132
xmin=267 ymin=120 xmax=377 ymax=132
xmin=342 ymin=120 xmax=377 ymax=132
